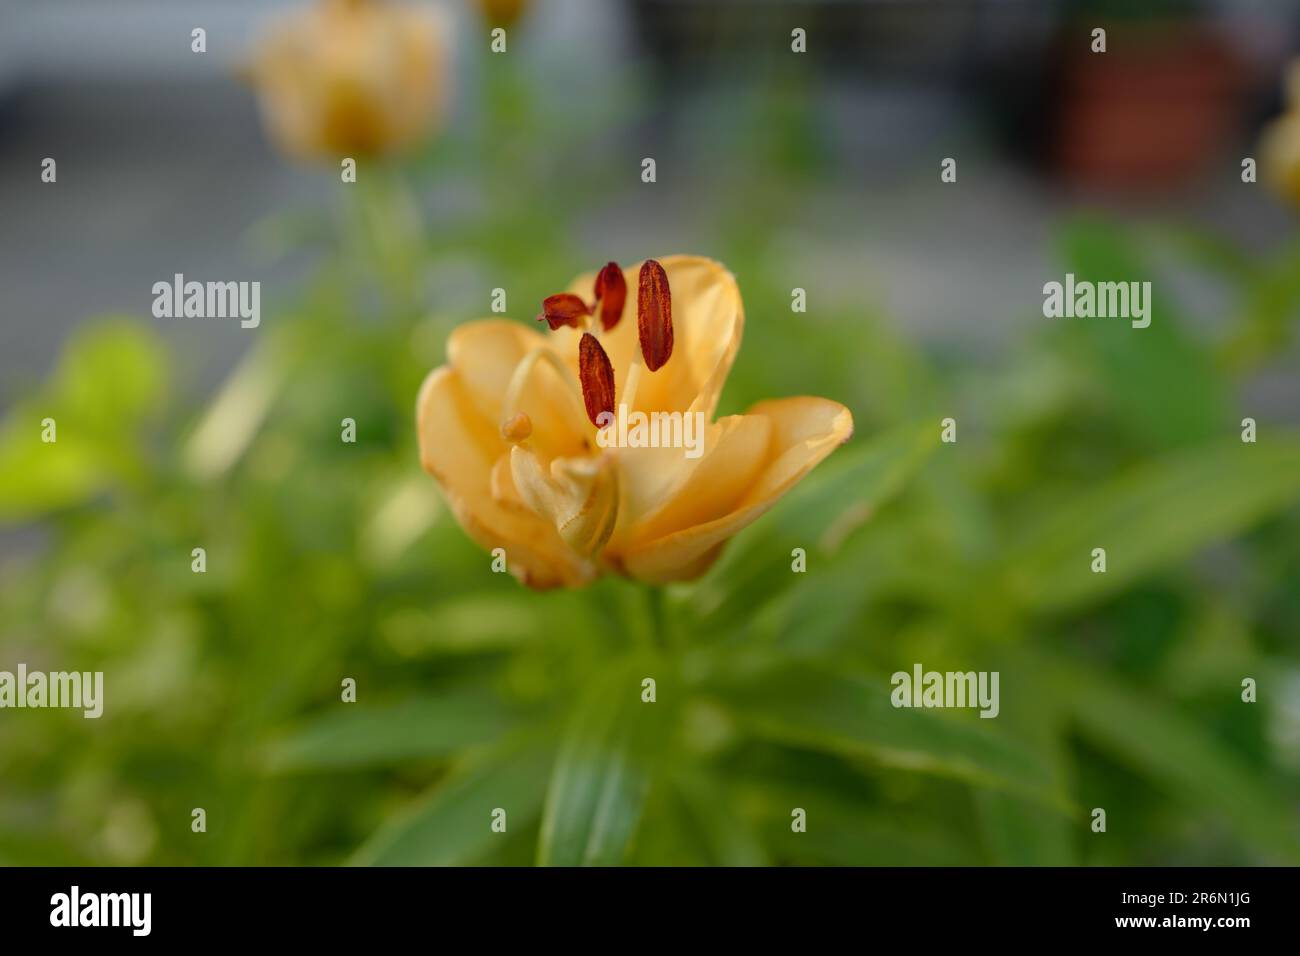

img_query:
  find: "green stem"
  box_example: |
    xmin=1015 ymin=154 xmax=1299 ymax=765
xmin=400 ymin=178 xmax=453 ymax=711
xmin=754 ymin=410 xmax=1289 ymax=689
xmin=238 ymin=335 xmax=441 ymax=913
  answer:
xmin=643 ymin=585 xmax=668 ymax=652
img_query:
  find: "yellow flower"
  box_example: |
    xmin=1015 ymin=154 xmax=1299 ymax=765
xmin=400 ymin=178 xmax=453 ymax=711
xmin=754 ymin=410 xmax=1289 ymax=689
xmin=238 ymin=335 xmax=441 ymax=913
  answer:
xmin=1261 ymin=60 xmax=1300 ymax=207
xmin=416 ymin=256 xmax=854 ymax=588
xmin=477 ymin=0 xmax=528 ymax=28
xmin=245 ymin=0 xmax=448 ymax=161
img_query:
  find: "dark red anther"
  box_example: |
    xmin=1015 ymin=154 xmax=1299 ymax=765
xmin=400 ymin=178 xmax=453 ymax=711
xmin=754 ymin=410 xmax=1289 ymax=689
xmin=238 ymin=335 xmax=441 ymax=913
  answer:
xmin=637 ymin=259 xmax=673 ymax=372
xmin=578 ymin=333 xmax=616 ymax=427
xmin=537 ymin=293 xmax=591 ymax=331
xmin=593 ymin=262 xmax=627 ymax=332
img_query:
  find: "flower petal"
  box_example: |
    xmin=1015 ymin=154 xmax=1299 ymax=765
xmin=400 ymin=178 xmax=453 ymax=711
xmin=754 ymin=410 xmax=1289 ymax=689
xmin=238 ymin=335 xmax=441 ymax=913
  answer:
xmin=1260 ymin=113 xmax=1300 ymax=208
xmin=511 ymin=446 xmax=620 ymax=558
xmin=610 ymin=414 xmax=771 ymax=548
xmin=447 ymin=319 xmax=589 ymax=461
xmin=416 ymin=365 xmax=595 ymax=589
xmin=447 ymin=320 xmax=544 ymax=419
xmin=553 ymin=256 xmax=743 ymax=420
xmin=617 ymin=397 xmax=854 ymax=583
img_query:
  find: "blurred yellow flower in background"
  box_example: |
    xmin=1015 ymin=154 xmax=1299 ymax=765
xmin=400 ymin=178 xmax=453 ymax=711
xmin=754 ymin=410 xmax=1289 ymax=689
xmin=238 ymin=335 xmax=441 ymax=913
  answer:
xmin=1260 ymin=60 xmax=1300 ymax=207
xmin=245 ymin=0 xmax=448 ymax=161
xmin=477 ymin=0 xmax=528 ymax=29
xmin=417 ymin=256 xmax=854 ymax=589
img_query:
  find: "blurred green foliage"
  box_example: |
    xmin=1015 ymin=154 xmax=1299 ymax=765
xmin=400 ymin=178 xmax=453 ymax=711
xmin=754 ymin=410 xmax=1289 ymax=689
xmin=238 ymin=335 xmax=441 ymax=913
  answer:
xmin=2 ymin=48 xmax=1299 ymax=867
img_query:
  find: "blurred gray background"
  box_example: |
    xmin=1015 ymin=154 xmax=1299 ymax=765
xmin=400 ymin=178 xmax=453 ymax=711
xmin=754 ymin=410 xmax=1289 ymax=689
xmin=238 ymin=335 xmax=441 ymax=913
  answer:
xmin=2 ymin=0 xmax=1298 ymax=410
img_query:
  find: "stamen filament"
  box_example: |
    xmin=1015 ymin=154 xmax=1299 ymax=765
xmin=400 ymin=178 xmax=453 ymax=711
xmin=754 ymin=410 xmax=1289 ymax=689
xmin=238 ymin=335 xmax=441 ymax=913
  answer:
xmin=500 ymin=347 xmax=587 ymax=434
xmin=622 ymin=355 xmax=644 ymax=414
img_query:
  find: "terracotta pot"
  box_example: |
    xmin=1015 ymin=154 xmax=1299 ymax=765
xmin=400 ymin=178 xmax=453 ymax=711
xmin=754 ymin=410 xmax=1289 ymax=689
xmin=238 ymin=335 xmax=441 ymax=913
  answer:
xmin=1052 ymin=22 xmax=1248 ymax=191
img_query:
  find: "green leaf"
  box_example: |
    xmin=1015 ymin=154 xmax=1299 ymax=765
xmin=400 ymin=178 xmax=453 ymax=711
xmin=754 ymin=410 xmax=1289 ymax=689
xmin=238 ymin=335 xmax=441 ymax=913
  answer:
xmin=536 ymin=665 xmax=658 ymax=866
xmin=722 ymin=755 xmax=979 ymax=864
xmin=757 ymin=519 xmax=971 ymax=655
xmin=0 ymin=318 xmax=169 ymax=519
xmin=1062 ymin=662 xmax=1300 ymax=862
xmin=975 ymin=792 xmax=1075 ymax=866
xmin=670 ymin=771 xmax=768 ymax=866
xmin=183 ymin=341 xmax=284 ymax=480
xmin=0 ymin=419 xmax=105 ymax=520
xmin=971 ymin=648 xmax=1076 ymax=865
xmin=54 ymin=318 xmax=169 ymax=429
xmin=1221 ymin=240 xmax=1300 ymax=370
xmin=689 ymin=421 xmax=938 ymax=628
xmin=1005 ymin=435 xmax=1300 ymax=612
xmin=768 ymin=797 xmax=979 ymax=866
xmin=1147 ymin=223 xmax=1255 ymax=285
xmin=1057 ymin=218 xmax=1224 ymax=449
xmin=263 ymin=689 xmax=531 ymax=772
xmin=712 ymin=664 xmax=1062 ymax=806
xmin=350 ymin=744 xmax=553 ymax=866
xmin=377 ymin=597 xmax=544 ymax=657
